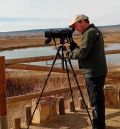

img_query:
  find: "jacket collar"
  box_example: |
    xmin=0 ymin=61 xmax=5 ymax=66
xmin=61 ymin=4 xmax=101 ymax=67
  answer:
xmin=82 ymin=24 xmax=96 ymax=34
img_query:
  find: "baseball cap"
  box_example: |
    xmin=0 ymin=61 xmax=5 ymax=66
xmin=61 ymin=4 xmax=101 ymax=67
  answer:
xmin=69 ymin=14 xmax=89 ymax=28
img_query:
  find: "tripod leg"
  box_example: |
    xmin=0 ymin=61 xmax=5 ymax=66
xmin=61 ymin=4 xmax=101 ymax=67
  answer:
xmin=64 ymin=57 xmax=75 ymax=112
xmin=61 ymin=45 xmax=65 ymax=69
xmin=67 ymin=58 xmax=93 ymax=127
xmin=27 ymin=47 xmax=61 ymax=129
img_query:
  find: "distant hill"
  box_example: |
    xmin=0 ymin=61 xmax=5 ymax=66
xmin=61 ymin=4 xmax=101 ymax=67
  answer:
xmin=0 ymin=29 xmax=45 ymax=37
xmin=0 ymin=24 xmax=120 ymax=37
xmin=98 ymin=24 xmax=120 ymax=32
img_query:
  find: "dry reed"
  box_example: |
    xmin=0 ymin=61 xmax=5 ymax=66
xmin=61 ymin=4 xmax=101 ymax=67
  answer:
xmin=6 ymin=70 xmax=83 ymax=97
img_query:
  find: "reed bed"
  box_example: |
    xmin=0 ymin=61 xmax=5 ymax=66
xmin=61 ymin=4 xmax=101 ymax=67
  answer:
xmin=5 ymin=64 xmax=120 ymax=97
xmin=6 ymin=70 xmax=84 ymax=97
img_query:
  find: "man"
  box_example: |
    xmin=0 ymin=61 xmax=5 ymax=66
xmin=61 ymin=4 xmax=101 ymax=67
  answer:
xmin=67 ymin=14 xmax=108 ymax=129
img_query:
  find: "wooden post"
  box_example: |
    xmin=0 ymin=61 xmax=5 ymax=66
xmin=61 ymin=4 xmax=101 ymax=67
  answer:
xmin=69 ymin=100 xmax=75 ymax=112
xmin=0 ymin=56 xmax=8 ymax=129
xmin=88 ymin=100 xmax=92 ymax=109
xmin=58 ymin=97 xmax=65 ymax=115
xmin=14 ymin=118 xmax=21 ymax=129
xmin=79 ymin=97 xmax=85 ymax=110
xmin=118 ymin=90 xmax=120 ymax=102
xmin=25 ymin=106 xmax=31 ymax=126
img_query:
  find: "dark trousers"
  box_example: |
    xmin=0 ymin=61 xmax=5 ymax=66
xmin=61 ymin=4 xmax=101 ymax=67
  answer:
xmin=85 ymin=75 xmax=106 ymax=129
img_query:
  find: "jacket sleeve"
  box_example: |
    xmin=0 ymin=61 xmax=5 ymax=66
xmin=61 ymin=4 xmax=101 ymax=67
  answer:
xmin=69 ymin=30 xmax=97 ymax=60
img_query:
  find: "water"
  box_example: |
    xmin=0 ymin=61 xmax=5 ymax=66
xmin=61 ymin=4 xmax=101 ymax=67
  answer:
xmin=0 ymin=43 xmax=120 ymax=65
xmin=105 ymin=43 xmax=120 ymax=50
xmin=0 ymin=46 xmax=56 ymax=59
xmin=105 ymin=43 xmax=120 ymax=65
xmin=0 ymin=46 xmax=58 ymax=67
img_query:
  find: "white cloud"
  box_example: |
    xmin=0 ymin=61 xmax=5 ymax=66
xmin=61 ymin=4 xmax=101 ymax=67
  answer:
xmin=0 ymin=0 xmax=120 ymax=31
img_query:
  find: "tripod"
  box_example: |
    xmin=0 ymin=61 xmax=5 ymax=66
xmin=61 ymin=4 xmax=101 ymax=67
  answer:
xmin=27 ymin=44 xmax=93 ymax=129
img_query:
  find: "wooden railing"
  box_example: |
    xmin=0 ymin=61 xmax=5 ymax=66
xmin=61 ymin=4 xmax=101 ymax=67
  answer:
xmin=0 ymin=49 xmax=120 ymax=129
xmin=5 ymin=49 xmax=120 ymax=66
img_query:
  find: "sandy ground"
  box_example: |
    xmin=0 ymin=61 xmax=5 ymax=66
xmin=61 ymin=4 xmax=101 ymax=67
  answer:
xmin=21 ymin=105 xmax=120 ymax=129
xmin=8 ymin=87 xmax=120 ymax=129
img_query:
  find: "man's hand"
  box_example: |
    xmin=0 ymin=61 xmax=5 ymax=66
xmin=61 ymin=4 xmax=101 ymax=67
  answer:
xmin=63 ymin=43 xmax=71 ymax=58
xmin=63 ymin=50 xmax=70 ymax=58
xmin=64 ymin=43 xmax=70 ymax=51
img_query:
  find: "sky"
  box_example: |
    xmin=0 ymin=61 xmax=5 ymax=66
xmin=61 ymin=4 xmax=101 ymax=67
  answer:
xmin=0 ymin=0 xmax=120 ymax=32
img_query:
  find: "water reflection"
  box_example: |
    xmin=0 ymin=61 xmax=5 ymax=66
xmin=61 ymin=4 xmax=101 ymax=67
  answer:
xmin=105 ymin=43 xmax=120 ymax=50
xmin=0 ymin=43 xmax=120 ymax=65
xmin=105 ymin=43 xmax=120 ymax=65
xmin=0 ymin=46 xmax=56 ymax=59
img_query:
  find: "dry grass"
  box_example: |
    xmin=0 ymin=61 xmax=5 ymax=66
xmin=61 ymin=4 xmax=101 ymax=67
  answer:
xmin=0 ymin=31 xmax=120 ymax=51
xmin=103 ymin=31 xmax=120 ymax=43
xmin=5 ymin=64 xmax=120 ymax=97
xmin=0 ymin=35 xmax=45 ymax=51
xmin=6 ymin=70 xmax=84 ymax=97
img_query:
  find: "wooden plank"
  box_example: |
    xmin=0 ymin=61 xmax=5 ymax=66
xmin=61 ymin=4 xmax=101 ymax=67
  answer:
xmin=105 ymin=49 xmax=120 ymax=55
xmin=0 ymin=57 xmax=7 ymax=115
xmin=6 ymin=63 xmax=81 ymax=74
xmin=5 ymin=50 xmax=120 ymax=66
xmin=5 ymin=55 xmax=56 ymax=66
xmin=0 ymin=56 xmax=8 ymax=129
xmin=7 ymin=85 xmax=85 ymax=103
xmin=7 ymin=83 xmax=115 ymax=104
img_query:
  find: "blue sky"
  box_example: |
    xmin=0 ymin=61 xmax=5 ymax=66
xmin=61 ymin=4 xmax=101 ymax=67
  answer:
xmin=0 ymin=0 xmax=120 ymax=32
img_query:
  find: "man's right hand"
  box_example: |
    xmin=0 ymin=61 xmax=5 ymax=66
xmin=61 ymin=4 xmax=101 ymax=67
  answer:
xmin=64 ymin=43 xmax=70 ymax=51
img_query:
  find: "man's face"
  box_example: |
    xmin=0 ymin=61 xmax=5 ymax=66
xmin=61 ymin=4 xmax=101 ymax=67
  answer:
xmin=74 ymin=20 xmax=85 ymax=33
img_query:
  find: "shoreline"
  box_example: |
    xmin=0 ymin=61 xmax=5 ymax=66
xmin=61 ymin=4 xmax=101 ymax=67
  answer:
xmin=0 ymin=42 xmax=119 ymax=52
xmin=0 ymin=31 xmax=120 ymax=51
xmin=0 ymin=43 xmax=53 ymax=52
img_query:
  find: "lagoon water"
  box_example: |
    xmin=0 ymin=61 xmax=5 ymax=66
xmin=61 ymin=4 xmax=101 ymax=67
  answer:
xmin=0 ymin=43 xmax=120 ymax=65
xmin=0 ymin=46 xmax=56 ymax=59
xmin=105 ymin=43 xmax=120 ymax=65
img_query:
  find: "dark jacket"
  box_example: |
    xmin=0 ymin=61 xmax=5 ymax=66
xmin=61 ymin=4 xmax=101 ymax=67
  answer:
xmin=69 ymin=24 xmax=108 ymax=78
